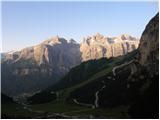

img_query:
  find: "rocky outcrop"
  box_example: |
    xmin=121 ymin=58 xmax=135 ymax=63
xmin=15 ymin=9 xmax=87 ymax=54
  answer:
xmin=138 ymin=13 xmax=159 ymax=71
xmin=80 ymin=33 xmax=139 ymax=61
xmin=128 ymin=13 xmax=159 ymax=118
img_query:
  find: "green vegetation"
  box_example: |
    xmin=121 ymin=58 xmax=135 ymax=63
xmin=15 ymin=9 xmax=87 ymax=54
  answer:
xmin=30 ymin=101 xmax=130 ymax=118
xmin=66 ymin=105 xmax=130 ymax=118
xmin=28 ymin=91 xmax=57 ymax=104
xmin=30 ymin=101 xmax=87 ymax=113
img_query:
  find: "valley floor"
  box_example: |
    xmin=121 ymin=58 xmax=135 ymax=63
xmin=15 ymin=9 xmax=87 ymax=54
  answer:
xmin=2 ymin=100 xmax=130 ymax=119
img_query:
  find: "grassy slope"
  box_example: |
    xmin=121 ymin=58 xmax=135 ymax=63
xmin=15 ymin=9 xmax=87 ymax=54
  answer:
xmin=53 ymin=50 xmax=137 ymax=101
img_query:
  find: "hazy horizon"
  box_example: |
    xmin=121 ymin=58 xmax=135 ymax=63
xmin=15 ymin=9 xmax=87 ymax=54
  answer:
xmin=2 ymin=1 xmax=158 ymax=52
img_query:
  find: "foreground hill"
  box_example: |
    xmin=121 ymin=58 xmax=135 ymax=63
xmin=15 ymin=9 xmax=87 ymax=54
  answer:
xmin=1 ymin=34 xmax=139 ymax=96
xmin=27 ymin=13 xmax=159 ymax=119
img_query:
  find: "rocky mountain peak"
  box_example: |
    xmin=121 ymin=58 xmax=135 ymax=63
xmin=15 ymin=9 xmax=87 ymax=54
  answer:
xmin=42 ymin=35 xmax=68 ymax=46
xmin=82 ymin=33 xmax=107 ymax=45
xmin=94 ymin=32 xmax=104 ymax=40
xmin=117 ymin=34 xmax=137 ymax=41
xmin=119 ymin=34 xmax=130 ymax=40
xmin=68 ymin=39 xmax=77 ymax=44
xmin=49 ymin=35 xmax=60 ymax=44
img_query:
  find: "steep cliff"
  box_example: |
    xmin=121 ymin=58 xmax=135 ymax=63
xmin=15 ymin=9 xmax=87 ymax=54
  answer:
xmin=80 ymin=33 xmax=139 ymax=61
xmin=138 ymin=13 xmax=159 ymax=74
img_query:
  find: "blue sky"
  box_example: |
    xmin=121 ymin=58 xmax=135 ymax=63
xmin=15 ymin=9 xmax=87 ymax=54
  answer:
xmin=2 ymin=1 xmax=158 ymax=52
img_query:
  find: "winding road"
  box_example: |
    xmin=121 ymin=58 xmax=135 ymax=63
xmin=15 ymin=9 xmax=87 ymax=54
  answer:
xmin=94 ymin=84 xmax=106 ymax=108
xmin=112 ymin=60 xmax=134 ymax=76
xmin=73 ymin=99 xmax=95 ymax=108
xmin=73 ymin=60 xmax=134 ymax=109
xmin=73 ymin=81 xmax=106 ymax=109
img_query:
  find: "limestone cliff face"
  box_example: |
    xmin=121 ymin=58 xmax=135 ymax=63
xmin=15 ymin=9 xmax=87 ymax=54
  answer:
xmin=2 ymin=36 xmax=82 ymax=74
xmin=80 ymin=33 xmax=139 ymax=61
xmin=138 ymin=13 xmax=159 ymax=68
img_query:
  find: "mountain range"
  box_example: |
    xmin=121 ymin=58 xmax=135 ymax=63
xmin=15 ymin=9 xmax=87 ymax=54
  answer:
xmin=1 ymin=33 xmax=139 ymax=96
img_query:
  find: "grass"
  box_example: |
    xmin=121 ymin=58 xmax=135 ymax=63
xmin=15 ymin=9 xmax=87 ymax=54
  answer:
xmin=56 ymin=60 xmax=117 ymax=102
xmin=30 ymin=100 xmax=130 ymax=118
xmin=2 ymin=100 xmax=130 ymax=118
xmin=30 ymin=101 xmax=87 ymax=113
xmin=66 ymin=105 xmax=130 ymax=118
